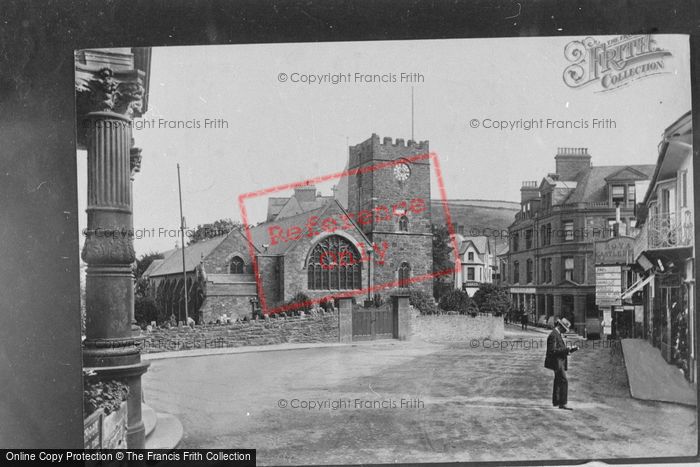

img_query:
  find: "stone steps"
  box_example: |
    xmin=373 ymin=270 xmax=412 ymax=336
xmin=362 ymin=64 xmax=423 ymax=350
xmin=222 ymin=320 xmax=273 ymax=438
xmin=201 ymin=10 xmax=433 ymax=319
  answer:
xmin=143 ymin=404 xmax=157 ymax=438
xmin=143 ymin=404 xmax=183 ymax=450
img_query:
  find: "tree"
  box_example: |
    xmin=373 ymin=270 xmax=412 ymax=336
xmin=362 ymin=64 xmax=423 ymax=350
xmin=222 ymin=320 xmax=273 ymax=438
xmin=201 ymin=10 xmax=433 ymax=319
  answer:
xmin=134 ymin=251 xmax=164 ymax=279
xmin=432 ymin=224 xmax=455 ymax=300
xmin=438 ymin=289 xmax=473 ymax=314
xmin=432 ymin=224 xmax=454 ymax=273
xmin=472 ymin=283 xmax=510 ymax=316
xmin=133 ymin=251 xmax=164 ymax=298
xmin=409 ymin=289 xmax=439 ymax=315
xmin=188 ymin=218 xmax=240 ymax=245
xmin=134 ymin=295 xmax=160 ymax=326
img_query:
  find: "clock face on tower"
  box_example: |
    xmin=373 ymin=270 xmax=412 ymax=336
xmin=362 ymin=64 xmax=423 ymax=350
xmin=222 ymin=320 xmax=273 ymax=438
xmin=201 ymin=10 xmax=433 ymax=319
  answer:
xmin=394 ymin=162 xmax=411 ymax=182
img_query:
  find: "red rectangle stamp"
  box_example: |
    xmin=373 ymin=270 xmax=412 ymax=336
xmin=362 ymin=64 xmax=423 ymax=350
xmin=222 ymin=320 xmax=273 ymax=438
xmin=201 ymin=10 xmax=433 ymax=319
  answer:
xmin=238 ymin=136 xmax=460 ymax=315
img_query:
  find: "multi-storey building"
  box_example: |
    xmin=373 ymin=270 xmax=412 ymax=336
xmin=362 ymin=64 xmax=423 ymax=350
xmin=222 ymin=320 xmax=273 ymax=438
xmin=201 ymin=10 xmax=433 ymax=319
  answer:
xmin=504 ymin=147 xmax=654 ymax=334
xmin=630 ymin=111 xmax=695 ymax=381
xmin=452 ymin=235 xmax=496 ymax=296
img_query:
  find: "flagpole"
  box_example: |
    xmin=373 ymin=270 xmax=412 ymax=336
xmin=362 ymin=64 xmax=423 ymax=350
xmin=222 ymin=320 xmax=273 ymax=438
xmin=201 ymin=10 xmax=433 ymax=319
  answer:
xmin=177 ymin=163 xmax=189 ymax=324
xmin=411 ymin=86 xmax=415 ymax=141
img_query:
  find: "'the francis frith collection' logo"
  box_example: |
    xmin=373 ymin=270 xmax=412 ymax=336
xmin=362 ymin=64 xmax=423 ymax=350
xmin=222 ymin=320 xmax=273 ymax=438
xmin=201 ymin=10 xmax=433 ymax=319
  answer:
xmin=563 ymin=35 xmax=672 ymax=92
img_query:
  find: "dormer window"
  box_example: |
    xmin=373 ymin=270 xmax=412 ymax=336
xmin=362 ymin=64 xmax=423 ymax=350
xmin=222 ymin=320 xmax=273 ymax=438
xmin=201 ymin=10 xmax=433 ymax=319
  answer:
xmin=611 ymin=185 xmax=625 ymax=205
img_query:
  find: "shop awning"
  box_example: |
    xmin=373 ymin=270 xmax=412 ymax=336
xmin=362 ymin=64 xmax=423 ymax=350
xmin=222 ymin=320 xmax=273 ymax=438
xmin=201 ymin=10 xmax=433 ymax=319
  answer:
xmin=621 ymin=274 xmax=654 ymax=300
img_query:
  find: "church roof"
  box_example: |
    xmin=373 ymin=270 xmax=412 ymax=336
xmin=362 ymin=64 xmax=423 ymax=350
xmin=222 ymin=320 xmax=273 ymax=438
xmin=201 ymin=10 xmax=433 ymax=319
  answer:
xmin=147 ymin=236 xmax=227 ymax=277
xmin=246 ymin=198 xmax=372 ymax=256
xmin=248 ymin=204 xmax=331 ymax=255
xmin=266 ymin=198 xmax=289 ymax=222
xmin=141 ymin=259 xmax=164 ymax=278
xmin=274 ymin=195 xmax=334 ymax=220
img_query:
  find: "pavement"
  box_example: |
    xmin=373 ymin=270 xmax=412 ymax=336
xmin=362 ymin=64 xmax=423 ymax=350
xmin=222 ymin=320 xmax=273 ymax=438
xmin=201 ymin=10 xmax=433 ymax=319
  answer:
xmin=141 ymin=341 xmax=351 ymax=361
xmin=621 ymin=338 xmax=697 ymax=406
xmin=143 ymin=327 xmax=697 ymax=464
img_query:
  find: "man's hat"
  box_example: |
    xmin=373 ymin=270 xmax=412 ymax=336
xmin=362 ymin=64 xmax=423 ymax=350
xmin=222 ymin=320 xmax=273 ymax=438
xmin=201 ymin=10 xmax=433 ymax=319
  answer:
xmin=556 ymin=317 xmax=571 ymax=332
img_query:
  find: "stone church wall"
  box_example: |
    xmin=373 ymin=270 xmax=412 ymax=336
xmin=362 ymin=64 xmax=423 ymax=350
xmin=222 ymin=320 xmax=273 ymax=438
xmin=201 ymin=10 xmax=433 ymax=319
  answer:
xmin=201 ymin=229 xmax=253 ymax=273
xmin=139 ymin=310 xmax=340 ymax=353
xmin=347 ymin=135 xmax=434 ymax=298
xmin=373 ymin=234 xmax=433 ymax=298
xmin=280 ymin=203 xmax=370 ymax=305
xmin=199 ymin=295 xmax=253 ymax=323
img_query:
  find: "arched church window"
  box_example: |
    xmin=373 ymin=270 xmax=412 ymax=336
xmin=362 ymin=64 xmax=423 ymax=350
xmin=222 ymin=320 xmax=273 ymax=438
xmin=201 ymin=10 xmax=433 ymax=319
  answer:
xmin=307 ymin=235 xmax=362 ymax=290
xmin=398 ymin=215 xmax=409 ymax=232
xmin=398 ymin=262 xmax=411 ymax=287
xmin=229 ymin=256 xmax=245 ymax=274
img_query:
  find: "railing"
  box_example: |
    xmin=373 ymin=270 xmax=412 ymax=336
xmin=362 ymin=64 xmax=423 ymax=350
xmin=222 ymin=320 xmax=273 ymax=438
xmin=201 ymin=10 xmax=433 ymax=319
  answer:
xmin=636 ymin=211 xmax=694 ymax=254
xmin=515 ymin=201 xmax=623 ymax=221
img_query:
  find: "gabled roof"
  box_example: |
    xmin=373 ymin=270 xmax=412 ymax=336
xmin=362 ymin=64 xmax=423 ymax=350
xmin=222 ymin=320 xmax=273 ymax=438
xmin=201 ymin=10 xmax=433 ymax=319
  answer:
xmin=147 ymin=236 xmax=227 ymax=277
xmin=266 ymin=194 xmax=334 ymax=222
xmin=604 ymin=166 xmax=651 ymax=182
xmin=495 ymin=243 xmax=509 ymax=257
xmin=246 ymin=198 xmax=373 ymax=256
xmin=142 ymin=259 xmax=164 ymax=278
xmin=266 ymin=198 xmax=289 ymax=222
xmin=459 ymin=236 xmax=490 ymax=255
xmin=643 ymin=111 xmax=692 ymax=205
xmin=248 ymin=204 xmax=331 ymax=255
xmin=561 ymin=164 xmax=655 ymax=204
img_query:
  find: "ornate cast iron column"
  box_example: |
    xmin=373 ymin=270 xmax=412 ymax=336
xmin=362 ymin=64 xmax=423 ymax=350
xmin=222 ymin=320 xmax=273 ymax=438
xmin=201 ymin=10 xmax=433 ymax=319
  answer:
xmin=76 ymin=50 xmax=151 ymax=448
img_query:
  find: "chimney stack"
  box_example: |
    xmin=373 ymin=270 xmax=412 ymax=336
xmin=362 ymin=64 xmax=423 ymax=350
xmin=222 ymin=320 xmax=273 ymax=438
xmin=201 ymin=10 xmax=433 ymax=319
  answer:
xmin=555 ymin=147 xmax=591 ymax=180
xmin=520 ymin=180 xmax=539 ymax=203
xmin=293 ymin=184 xmax=317 ymax=203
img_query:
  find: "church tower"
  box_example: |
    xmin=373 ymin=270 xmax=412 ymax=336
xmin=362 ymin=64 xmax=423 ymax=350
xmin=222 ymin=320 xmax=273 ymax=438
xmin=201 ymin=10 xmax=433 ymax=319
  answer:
xmin=347 ymin=134 xmax=433 ymax=297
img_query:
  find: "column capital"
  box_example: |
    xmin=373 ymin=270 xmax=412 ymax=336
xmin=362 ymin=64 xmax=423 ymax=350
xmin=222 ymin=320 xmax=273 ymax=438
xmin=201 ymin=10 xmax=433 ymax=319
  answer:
xmin=75 ymin=48 xmax=151 ymax=150
xmin=76 ymin=67 xmax=144 ymax=120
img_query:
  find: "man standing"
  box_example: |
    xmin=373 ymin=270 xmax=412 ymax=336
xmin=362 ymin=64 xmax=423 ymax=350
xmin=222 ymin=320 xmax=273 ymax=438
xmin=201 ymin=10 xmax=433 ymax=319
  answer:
xmin=521 ymin=312 xmax=528 ymax=330
xmin=544 ymin=317 xmax=578 ymax=410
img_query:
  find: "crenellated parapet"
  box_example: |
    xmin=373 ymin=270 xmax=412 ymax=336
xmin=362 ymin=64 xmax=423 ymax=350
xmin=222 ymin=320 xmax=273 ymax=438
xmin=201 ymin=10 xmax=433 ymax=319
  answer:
xmin=349 ymin=133 xmax=430 ymax=168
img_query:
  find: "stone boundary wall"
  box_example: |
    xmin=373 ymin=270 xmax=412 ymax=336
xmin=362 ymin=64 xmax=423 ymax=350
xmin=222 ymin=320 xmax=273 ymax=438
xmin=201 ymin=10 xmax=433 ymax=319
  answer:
xmin=138 ymin=310 xmax=340 ymax=353
xmin=411 ymin=313 xmax=504 ymax=342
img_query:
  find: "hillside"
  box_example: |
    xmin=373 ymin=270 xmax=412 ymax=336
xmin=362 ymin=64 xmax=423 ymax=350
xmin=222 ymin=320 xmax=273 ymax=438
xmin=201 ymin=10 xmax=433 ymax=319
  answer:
xmin=431 ymin=199 xmax=519 ymax=250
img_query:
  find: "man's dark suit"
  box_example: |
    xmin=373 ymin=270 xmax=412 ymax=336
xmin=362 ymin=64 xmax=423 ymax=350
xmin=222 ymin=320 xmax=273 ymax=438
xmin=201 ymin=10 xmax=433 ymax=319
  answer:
xmin=544 ymin=327 xmax=570 ymax=406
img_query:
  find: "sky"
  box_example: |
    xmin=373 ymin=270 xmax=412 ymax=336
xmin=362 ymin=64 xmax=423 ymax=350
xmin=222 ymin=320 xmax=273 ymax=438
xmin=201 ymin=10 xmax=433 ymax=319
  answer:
xmin=76 ymin=35 xmax=691 ymax=257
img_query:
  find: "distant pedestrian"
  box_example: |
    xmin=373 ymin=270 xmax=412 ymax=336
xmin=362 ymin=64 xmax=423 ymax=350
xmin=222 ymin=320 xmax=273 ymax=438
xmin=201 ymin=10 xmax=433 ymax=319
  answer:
xmin=544 ymin=317 xmax=579 ymax=410
xmin=521 ymin=313 xmax=528 ymax=330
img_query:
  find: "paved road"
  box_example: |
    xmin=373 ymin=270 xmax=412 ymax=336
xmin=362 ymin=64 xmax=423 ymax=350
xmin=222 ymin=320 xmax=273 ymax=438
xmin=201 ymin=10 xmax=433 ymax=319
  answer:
xmin=143 ymin=326 xmax=697 ymax=464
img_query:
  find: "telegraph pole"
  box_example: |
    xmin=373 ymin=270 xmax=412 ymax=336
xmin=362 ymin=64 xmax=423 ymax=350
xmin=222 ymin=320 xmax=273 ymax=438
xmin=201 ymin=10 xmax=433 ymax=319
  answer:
xmin=177 ymin=163 xmax=189 ymax=324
